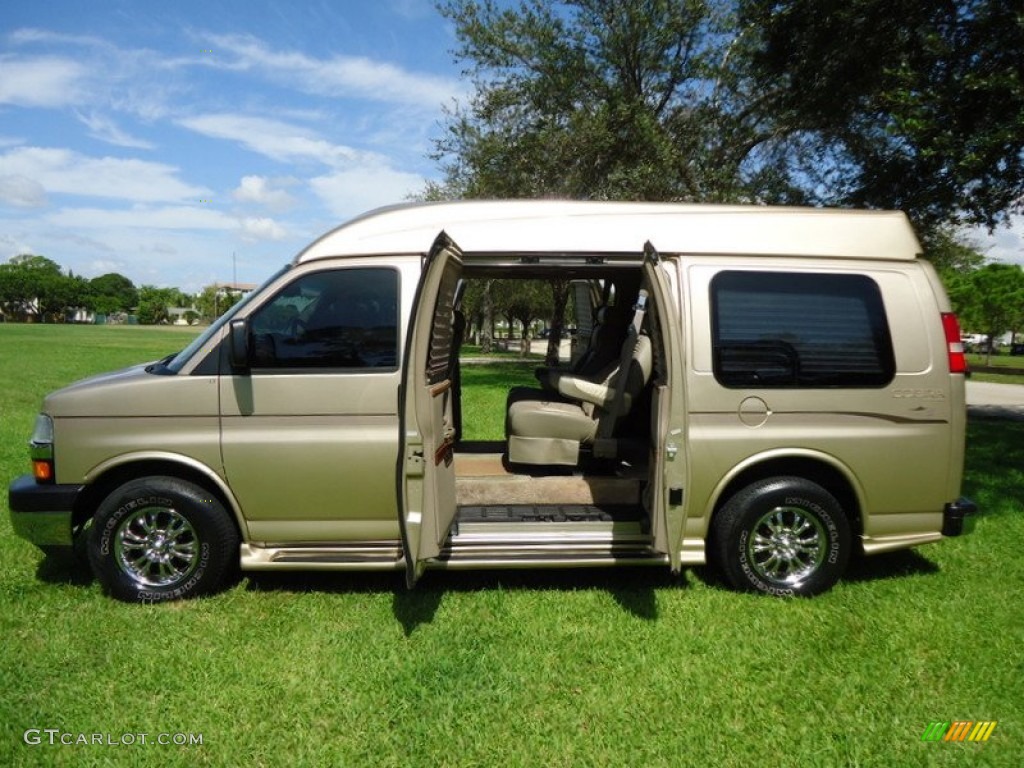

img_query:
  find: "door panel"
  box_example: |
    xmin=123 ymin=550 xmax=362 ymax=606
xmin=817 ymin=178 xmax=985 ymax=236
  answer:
xmin=398 ymin=233 xmax=463 ymax=585
xmin=643 ymin=242 xmax=689 ymax=571
xmin=219 ymin=262 xmax=407 ymax=542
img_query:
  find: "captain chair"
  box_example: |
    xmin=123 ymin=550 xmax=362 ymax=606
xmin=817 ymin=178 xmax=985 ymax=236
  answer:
xmin=506 ymin=332 xmax=653 ymax=467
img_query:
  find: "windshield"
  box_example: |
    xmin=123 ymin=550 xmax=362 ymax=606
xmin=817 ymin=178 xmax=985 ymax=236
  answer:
xmin=164 ymin=264 xmax=291 ymax=374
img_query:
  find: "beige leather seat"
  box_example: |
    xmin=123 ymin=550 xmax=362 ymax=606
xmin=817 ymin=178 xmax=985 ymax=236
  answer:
xmin=535 ymin=303 xmax=627 ymax=387
xmin=507 ymin=334 xmax=653 ymax=466
xmin=505 ymin=303 xmax=628 ymax=412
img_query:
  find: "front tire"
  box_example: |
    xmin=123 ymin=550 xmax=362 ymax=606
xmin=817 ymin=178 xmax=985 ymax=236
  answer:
xmin=711 ymin=477 xmax=851 ymax=597
xmin=88 ymin=476 xmax=239 ymax=603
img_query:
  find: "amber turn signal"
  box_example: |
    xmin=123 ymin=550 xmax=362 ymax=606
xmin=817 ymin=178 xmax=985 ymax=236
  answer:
xmin=32 ymin=460 xmax=53 ymax=483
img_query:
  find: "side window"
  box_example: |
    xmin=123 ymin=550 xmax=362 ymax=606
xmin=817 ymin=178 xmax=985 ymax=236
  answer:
xmin=249 ymin=268 xmax=398 ymax=370
xmin=711 ymin=271 xmax=895 ymax=388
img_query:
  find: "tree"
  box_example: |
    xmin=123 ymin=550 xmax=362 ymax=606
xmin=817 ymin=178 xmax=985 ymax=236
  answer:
xmin=459 ymin=278 xmax=491 ymax=346
xmin=137 ymin=285 xmax=187 ymax=325
xmin=951 ymin=263 xmax=1024 ymax=365
xmin=0 ymin=259 xmax=32 ymax=317
xmin=196 ymin=285 xmax=243 ymax=323
xmin=543 ymin=279 xmax=570 ymax=366
xmin=738 ymin=0 xmax=1024 ymax=233
xmin=90 ymin=273 xmax=138 ymax=315
xmin=432 ymin=0 xmax=1023 ymax=243
xmin=430 ymin=0 xmax=780 ymax=203
xmin=0 ymin=254 xmax=82 ymax=321
xmin=924 ymin=228 xmax=986 ymax=279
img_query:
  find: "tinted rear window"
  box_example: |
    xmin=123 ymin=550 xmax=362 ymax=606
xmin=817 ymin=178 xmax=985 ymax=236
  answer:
xmin=711 ymin=271 xmax=895 ymax=388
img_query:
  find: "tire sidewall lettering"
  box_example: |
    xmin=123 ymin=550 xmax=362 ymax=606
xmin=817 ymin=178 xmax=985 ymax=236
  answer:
xmin=784 ymin=496 xmax=841 ymax=564
xmin=98 ymin=495 xmax=174 ymax=556
xmin=715 ymin=478 xmax=851 ymax=597
xmin=737 ymin=529 xmax=795 ymax=596
xmin=89 ymin=478 xmax=236 ymax=603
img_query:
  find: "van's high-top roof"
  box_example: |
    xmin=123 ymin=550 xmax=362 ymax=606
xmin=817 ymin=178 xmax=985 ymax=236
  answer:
xmin=295 ymin=200 xmax=922 ymax=263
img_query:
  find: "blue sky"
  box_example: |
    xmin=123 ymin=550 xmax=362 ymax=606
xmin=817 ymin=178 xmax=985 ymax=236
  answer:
xmin=0 ymin=0 xmax=468 ymax=292
xmin=1 ymin=0 xmax=1020 ymax=294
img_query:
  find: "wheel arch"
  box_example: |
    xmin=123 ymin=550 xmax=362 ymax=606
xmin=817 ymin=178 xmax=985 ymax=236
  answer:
xmin=704 ymin=450 xmax=865 ymax=539
xmin=72 ymin=453 xmax=249 ymax=542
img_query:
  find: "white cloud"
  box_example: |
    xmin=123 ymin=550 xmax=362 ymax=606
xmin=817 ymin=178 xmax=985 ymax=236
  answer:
xmin=202 ymin=33 xmax=462 ymax=111
xmin=240 ymin=216 xmax=287 ymax=241
xmin=232 ymin=175 xmax=298 ymax=212
xmin=8 ymin=28 xmax=108 ymax=49
xmin=386 ymin=0 xmax=435 ymax=20
xmin=47 ymin=205 xmax=236 ymax=231
xmin=0 ymin=232 xmax=37 ymax=260
xmin=88 ymin=259 xmax=130 ymax=274
xmin=0 ymin=174 xmax=48 ymax=207
xmin=0 ymin=55 xmax=87 ymax=107
xmin=0 ymin=146 xmax=208 ymax=202
xmin=75 ymin=111 xmax=155 ymax=149
xmin=966 ymin=216 xmax=1024 ymax=266
xmin=178 ymin=114 xmax=357 ymax=167
xmin=5 ymin=29 xmax=183 ymax=122
xmin=310 ymin=163 xmax=424 ymax=220
xmin=45 ymin=204 xmax=287 ymax=244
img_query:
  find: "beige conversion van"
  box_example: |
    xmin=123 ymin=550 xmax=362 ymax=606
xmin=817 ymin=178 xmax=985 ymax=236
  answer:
xmin=9 ymin=201 xmax=976 ymax=601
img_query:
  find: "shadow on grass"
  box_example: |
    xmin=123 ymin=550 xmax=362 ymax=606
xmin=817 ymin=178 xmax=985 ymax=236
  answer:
xmin=843 ymin=549 xmax=939 ymax=584
xmin=246 ymin=566 xmax=679 ymax=634
xmin=690 ymin=550 xmax=940 ymax=592
xmin=35 ymin=547 xmax=94 ymax=587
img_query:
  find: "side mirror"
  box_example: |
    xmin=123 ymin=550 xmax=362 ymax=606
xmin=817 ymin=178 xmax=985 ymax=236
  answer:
xmin=229 ymin=318 xmax=250 ymax=370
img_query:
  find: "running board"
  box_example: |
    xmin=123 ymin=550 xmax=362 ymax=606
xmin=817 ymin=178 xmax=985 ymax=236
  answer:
xmin=240 ymin=542 xmax=403 ymax=571
xmin=239 ymin=527 xmax=669 ymax=572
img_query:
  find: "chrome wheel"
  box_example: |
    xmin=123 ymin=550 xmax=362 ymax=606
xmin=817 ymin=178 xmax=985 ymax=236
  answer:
xmin=747 ymin=505 xmax=827 ymax=588
xmin=114 ymin=506 xmax=199 ymax=587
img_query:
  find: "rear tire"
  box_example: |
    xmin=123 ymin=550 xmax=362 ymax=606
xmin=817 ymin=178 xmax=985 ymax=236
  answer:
xmin=711 ymin=477 xmax=851 ymax=597
xmin=88 ymin=476 xmax=239 ymax=603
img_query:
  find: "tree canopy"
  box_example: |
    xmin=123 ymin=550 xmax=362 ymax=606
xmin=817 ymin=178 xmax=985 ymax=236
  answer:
xmin=90 ymin=273 xmax=139 ymax=315
xmin=0 ymin=255 xmax=89 ymax=321
xmin=740 ymin=0 xmax=1024 ymax=231
xmin=431 ymin=0 xmax=753 ymax=202
xmin=0 ymin=255 xmax=188 ymax=324
xmin=430 ymin=0 xmax=1024 ymax=244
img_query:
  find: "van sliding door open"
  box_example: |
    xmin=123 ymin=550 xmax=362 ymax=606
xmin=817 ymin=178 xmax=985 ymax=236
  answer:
xmin=642 ymin=242 xmax=690 ymax=571
xmin=397 ymin=232 xmax=464 ymax=586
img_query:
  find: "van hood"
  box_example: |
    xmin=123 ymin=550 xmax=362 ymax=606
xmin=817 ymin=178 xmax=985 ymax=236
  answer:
xmin=43 ymin=362 xmax=217 ymax=418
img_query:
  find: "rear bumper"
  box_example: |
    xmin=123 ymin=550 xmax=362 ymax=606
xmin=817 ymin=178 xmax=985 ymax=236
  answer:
xmin=942 ymin=497 xmax=978 ymax=537
xmin=8 ymin=474 xmax=82 ymax=547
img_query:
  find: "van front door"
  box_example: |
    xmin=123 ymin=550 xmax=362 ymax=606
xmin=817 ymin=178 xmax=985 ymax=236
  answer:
xmin=219 ymin=262 xmax=405 ymax=542
xmin=397 ymin=232 xmax=463 ymax=586
xmin=643 ymin=242 xmax=690 ymax=572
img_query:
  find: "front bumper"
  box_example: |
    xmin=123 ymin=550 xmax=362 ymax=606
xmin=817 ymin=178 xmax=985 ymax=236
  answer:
xmin=942 ymin=497 xmax=978 ymax=537
xmin=8 ymin=474 xmax=82 ymax=547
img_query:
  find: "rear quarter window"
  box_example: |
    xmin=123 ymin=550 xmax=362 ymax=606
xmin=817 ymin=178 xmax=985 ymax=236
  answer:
xmin=710 ymin=271 xmax=895 ymax=388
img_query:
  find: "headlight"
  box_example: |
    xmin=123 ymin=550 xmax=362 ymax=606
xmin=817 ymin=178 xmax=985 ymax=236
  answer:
xmin=29 ymin=414 xmax=54 ymax=483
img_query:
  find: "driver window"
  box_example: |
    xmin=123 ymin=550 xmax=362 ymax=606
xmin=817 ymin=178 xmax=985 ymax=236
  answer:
xmin=249 ymin=267 xmax=398 ymax=370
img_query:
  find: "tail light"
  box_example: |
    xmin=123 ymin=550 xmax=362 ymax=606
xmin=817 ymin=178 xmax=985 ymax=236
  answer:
xmin=941 ymin=313 xmax=967 ymax=374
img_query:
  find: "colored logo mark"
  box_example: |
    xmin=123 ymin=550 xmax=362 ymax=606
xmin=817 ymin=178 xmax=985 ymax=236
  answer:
xmin=921 ymin=721 xmax=997 ymax=742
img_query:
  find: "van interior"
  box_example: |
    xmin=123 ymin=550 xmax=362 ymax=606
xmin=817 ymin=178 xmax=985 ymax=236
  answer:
xmin=442 ymin=263 xmax=667 ymax=563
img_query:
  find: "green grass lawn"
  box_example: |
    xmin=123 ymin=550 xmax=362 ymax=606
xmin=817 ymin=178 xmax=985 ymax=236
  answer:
xmin=460 ymin=360 xmax=537 ymax=441
xmin=1 ymin=324 xmax=1021 ymax=766
xmin=966 ymin=353 xmax=1024 ymax=385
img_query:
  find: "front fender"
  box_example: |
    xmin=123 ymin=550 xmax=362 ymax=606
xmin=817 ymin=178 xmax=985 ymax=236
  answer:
xmin=84 ymin=451 xmax=251 ymax=542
